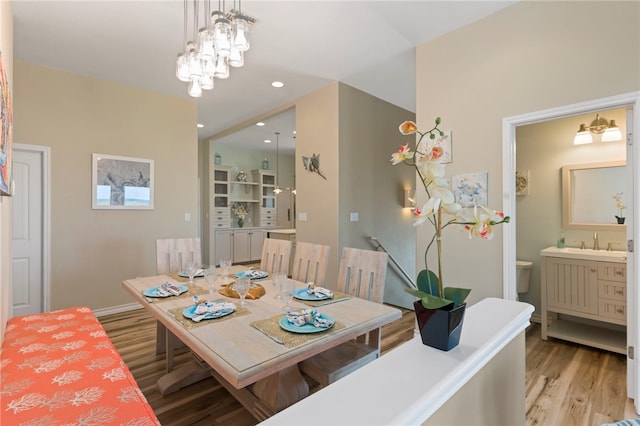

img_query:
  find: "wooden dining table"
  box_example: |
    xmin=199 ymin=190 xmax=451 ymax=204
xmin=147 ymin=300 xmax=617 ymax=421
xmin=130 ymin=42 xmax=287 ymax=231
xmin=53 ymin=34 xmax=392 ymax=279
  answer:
xmin=122 ymin=266 xmax=402 ymax=421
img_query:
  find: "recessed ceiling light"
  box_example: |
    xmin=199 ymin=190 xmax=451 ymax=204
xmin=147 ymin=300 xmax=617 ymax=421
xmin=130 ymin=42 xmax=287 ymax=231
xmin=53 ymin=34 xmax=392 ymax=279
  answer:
xmin=293 ymin=130 xmax=296 ymax=135
xmin=264 ymin=139 xmax=272 ymax=143
xmin=197 ymin=123 xmax=204 ymax=128
xmin=271 ymin=81 xmax=284 ymax=88
xmin=256 ymin=122 xmax=265 ymax=126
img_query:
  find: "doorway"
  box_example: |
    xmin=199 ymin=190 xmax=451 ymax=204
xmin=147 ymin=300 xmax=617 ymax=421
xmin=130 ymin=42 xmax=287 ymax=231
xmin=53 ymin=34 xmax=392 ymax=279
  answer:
xmin=12 ymin=144 xmax=50 ymax=316
xmin=502 ymin=91 xmax=640 ymax=409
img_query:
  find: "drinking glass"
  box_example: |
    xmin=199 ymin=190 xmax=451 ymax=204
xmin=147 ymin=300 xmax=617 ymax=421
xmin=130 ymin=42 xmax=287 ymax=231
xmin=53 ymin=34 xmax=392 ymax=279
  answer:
xmin=186 ymin=261 xmax=197 ymax=284
xmin=219 ymin=259 xmax=231 ymax=278
xmin=235 ymin=277 xmax=250 ymax=307
xmin=272 ymin=272 xmax=286 ymax=300
xmin=204 ymin=266 xmax=217 ymax=294
xmin=281 ymin=280 xmax=296 ymax=312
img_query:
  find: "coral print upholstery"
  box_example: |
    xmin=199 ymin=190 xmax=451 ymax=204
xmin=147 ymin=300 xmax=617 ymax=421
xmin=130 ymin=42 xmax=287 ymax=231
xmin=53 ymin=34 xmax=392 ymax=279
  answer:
xmin=0 ymin=307 xmax=159 ymax=425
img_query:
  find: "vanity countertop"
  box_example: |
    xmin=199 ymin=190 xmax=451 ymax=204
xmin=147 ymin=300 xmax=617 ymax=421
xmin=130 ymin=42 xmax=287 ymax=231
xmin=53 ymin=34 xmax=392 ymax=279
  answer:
xmin=540 ymin=246 xmax=627 ymax=263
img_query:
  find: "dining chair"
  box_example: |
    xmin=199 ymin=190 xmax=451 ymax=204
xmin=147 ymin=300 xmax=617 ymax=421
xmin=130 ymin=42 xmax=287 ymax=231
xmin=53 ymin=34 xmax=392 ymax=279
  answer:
xmin=260 ymin=237 xmax=292 ymax=276
xmin=290 ymin=241 xmax=330 ymax=286
xmin=155 ymin=237 xmax=202 ymax=374
xmin=156 ymin=237 xmax=202 ymax=274
xmin=299 ymin=247 xmax=389 ymax=387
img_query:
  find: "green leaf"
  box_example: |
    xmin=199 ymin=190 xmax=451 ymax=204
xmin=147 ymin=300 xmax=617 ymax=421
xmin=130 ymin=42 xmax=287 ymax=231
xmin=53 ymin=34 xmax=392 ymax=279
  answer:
xmin=420 ymin=294 xmax=454 ymax=309
xmin=443 ymin=287 xmax=471 ymax=307
xmin=416 ymin=269 xmax=440 ymax=297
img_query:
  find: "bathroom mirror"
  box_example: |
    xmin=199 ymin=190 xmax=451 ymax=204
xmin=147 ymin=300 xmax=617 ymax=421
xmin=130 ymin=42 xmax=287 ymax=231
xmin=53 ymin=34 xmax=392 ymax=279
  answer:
xmin=562 ymin=160 xmax=626 ymax=230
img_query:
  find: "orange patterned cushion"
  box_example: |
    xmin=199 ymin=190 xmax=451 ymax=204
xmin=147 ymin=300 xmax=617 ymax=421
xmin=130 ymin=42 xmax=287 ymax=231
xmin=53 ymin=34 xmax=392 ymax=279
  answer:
xmin=0 ymin=307 xmax=159 ymax=425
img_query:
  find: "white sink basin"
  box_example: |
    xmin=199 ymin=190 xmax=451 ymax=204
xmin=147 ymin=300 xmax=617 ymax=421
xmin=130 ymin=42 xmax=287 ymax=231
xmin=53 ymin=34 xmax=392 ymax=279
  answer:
xmin=540 ymin=246 xmax=627 ymax=263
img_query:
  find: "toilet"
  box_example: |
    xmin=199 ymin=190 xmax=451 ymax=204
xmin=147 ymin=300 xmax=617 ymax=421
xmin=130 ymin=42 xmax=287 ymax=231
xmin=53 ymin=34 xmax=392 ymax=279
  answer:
xmin=516 ymin=260 xmax=533 ymax=296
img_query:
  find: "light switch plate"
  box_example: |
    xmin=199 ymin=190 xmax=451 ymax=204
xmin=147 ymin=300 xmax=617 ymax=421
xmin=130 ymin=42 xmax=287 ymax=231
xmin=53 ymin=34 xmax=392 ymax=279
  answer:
xmin=185 ymin=213 xmax=191 ymax=222
xmin=350 ymin=212 xmax=359 ymax=222
xmin=299 ymin=212 xmax=308 ymax=222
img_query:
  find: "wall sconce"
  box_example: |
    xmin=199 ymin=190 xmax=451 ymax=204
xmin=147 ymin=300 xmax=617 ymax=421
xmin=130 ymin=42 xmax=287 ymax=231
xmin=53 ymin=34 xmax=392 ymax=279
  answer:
xmin=573 ymin=113 xmax=622 ymax=145
xmin=403 ymin=188 xmax=416 ymax=208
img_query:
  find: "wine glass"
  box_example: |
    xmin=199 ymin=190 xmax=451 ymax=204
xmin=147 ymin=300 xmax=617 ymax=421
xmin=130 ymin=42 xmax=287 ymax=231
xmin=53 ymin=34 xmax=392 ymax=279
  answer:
xmin=281 ymin=280 xmax=296 ymax=312
xmin=204 ymin=266 xmax=217 ymax=293
xmin=272 ymin=272 xmax=286 ymax=300
xmin=186 ymin=261 xmax=197 ymax=284
xmin=235 ymin=277 xmax=250 ymax=307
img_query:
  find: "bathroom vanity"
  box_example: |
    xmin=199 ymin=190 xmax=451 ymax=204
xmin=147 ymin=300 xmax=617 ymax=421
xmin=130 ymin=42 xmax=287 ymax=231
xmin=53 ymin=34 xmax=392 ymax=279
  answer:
xmin=540 ymin=246 xmax=627 ymax=354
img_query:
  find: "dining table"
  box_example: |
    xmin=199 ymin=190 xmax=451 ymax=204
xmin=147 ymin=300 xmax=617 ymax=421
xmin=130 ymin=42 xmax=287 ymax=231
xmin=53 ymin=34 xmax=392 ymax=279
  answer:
xmin=122 ymin=265 xmax=402 ymax=421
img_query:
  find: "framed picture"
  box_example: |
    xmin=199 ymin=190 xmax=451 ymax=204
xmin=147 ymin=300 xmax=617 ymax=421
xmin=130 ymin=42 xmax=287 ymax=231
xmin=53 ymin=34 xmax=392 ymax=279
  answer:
xmin=452 ymin=171 xmax=488 ymax=208
xmin=440 ymin=130 xmax=453 ymax=164
xmin=0 ymin=51 xmax=13 ymax=196
xmin=515 ymin=170 xmax=530 ymax=196
xmin=92 ymin=153 xmax=154 ymax=209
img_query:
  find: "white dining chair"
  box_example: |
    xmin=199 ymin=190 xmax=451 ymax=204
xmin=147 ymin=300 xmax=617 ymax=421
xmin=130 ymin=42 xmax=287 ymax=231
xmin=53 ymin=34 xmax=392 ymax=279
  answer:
xmin=260 ymin=238 xmax=292 ymax=276
xmin=299 ymin=247 xmax=389 ymax=387
xmin=290 ymin=241 xmax=330 ymax=286
xmin=156 ymin=237 xmax=202 ymax=274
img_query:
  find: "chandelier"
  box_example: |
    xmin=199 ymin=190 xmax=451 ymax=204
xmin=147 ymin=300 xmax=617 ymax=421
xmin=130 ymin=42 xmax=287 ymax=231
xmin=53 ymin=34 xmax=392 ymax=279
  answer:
xmin=175 ymin=0 xmax=255 ymax=98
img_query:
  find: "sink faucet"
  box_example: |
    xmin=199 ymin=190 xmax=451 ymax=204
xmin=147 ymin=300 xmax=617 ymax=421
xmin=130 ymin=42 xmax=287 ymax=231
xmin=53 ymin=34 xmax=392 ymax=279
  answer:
xmin=593 ymin=232 xmax=600 ymax=251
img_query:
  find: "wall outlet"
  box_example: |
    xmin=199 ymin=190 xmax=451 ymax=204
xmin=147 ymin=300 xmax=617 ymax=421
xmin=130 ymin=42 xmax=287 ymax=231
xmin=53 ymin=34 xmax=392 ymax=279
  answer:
xmin=185 ymin=213 xmax=191 ymax=222
xmin=350 ymin=212 xmax=359 ymax=222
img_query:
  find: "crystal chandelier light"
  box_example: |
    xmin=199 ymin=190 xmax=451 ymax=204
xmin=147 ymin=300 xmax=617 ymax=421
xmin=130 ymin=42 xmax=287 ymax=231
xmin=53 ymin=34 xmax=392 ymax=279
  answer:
xmin=176 ymin=0 xmax=255 ymax=98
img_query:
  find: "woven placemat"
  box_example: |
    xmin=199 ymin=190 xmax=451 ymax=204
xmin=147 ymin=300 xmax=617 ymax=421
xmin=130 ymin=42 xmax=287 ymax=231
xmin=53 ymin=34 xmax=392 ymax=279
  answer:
xmin=168 ymin=298 xmax=250 ymax=329
xmin=297 ymin=291 xmax=351 ymax=307
xmin=218 ymin=283 xmax=265 ymax=299
xmin=142 ymin=283 xmax=208 ymax=304
xmin=250 ymin=315 xmax=345 ymax=348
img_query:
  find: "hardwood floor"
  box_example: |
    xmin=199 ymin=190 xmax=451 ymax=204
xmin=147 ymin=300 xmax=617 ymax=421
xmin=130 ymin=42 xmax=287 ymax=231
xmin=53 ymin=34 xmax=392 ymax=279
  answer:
xmin=100 ymin=308 xmax=636 ymax=425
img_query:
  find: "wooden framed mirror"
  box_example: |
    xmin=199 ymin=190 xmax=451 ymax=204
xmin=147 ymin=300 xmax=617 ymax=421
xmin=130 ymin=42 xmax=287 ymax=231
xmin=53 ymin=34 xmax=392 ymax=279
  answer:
xmin=562 ymin=160 xmax=626 ymax=230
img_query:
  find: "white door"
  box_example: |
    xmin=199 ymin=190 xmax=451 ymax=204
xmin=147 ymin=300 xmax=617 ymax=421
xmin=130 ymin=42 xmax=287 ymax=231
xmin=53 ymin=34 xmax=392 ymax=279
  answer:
xmin=12 ymin=145 xmax=48 ymax=316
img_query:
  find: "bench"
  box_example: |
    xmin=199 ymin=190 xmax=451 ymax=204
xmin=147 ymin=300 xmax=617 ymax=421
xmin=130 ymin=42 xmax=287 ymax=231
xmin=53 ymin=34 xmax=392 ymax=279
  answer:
xmin=0 ymin=306 xmax=159 ymax=425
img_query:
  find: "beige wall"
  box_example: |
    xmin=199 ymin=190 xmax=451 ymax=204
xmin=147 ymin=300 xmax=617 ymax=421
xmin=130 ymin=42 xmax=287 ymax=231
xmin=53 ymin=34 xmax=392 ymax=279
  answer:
xmin=516 ymin=108 xmax=627 ymax=312
xmin=416 ymin=1 xmax=639 ymax=305
xmin=337 ymin=83 xmax=416 ymax=308
xmin=12 ymin=61 xmax=198 ymax=312
xmin=0 ymin=0 xmax=13 ymax=342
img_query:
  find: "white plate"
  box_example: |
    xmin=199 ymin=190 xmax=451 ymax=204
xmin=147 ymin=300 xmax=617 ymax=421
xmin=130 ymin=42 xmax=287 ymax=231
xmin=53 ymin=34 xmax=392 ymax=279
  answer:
xmin=143 ymin=285 xmax=188 ymax=298
xmin=293 ymin=287 xmax=332 ymax=301
xmin=182 ymin=304 xmax=235 ymax=321
xmin=279 ymin=313 xmax=335 ymax=334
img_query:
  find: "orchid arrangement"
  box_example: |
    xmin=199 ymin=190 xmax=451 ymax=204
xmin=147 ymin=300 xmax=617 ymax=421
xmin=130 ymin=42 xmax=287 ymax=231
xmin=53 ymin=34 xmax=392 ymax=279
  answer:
xmin=231 ymin=203 xmax=248 ymax=220
xmin=391 ymin=117 xmax=510 ymax=309
xmin=613 ymin=192 xmax=626 ymax=219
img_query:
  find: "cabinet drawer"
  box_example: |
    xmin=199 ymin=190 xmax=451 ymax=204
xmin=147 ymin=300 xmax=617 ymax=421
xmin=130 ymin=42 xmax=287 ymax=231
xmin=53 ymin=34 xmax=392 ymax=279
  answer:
xmin=598 ymin=263 xmax=626 ymax=282
xmin=599 ymin=280 xmax=626 ymax=301
xmin=213 ymin=221 xmax=230 ymax=229
xmin=262 ymin=208 xmax=276 ymax=216
xmin=599 ymin=298 xmax=626 ymax=322
xmin=260 ymin=220 xmax=277 ymax=227
xmin=261 ymin=213 xmax=276 ymax=221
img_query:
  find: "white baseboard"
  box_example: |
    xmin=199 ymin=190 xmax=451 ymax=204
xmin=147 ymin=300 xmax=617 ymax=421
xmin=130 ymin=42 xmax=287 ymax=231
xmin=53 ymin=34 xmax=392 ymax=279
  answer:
xmin=530 ymin=313 xmax=541 ymax=324
xmin=93 ymin=302 xmax=143 ymax=318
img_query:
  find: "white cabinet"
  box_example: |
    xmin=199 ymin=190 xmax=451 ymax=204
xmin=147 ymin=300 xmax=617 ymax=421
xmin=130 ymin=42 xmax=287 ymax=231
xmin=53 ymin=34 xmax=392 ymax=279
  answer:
xmin=214 ymin=230 xmax=233 ymax=264
xmin=216 ymin=228 xmax=265 ymax=265
xmin=252 ymin=169 xmax=277 ymax=226
xmin=540 ymin=247 xmax=627 ymax=354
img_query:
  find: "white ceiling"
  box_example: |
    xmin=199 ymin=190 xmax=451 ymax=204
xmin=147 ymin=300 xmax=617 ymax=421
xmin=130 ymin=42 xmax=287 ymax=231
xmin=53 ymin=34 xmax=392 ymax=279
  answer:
xmin=12 ymin=1 xmax=517 ymax=154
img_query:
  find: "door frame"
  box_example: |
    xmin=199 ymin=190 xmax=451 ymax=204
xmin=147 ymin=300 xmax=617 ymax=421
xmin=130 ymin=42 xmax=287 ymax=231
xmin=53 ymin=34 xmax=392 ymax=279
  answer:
xmin=501 ymin=91 xmax=640 ymax=406
xmin=14 ymin=143 xmax=51 ymax=313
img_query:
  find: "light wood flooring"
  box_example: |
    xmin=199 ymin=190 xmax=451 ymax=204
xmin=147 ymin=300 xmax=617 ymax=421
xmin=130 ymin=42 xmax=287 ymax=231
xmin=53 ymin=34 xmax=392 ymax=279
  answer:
xmin=100 ymin=309 xmax=636 ymax=426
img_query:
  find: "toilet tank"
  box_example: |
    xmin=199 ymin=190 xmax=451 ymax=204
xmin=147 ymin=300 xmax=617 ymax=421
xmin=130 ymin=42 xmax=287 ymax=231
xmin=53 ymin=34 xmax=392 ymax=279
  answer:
xmin=516 ymin=260 xmax=533 ymax=293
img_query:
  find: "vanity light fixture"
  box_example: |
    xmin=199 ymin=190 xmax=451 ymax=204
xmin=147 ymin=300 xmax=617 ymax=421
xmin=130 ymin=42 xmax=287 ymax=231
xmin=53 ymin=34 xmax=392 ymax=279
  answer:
xmin=573 ymin=113 xmax=622 ymax=144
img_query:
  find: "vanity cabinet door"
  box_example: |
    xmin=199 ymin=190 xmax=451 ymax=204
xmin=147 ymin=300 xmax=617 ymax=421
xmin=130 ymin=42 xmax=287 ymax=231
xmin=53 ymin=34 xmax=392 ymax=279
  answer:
xmin=544 ymin=257 xmax=598 ymax=315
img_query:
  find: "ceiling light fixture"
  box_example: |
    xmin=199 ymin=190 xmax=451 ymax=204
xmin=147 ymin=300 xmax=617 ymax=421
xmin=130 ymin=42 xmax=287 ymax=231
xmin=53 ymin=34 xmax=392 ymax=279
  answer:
xmin=271 ymin=81 xmax=284 ymax=88
xmin=176 ymin=0 xmax=255 ymax=98
xmin=273 ymin=132 xmax=282 ymax=195
xmin=256 ymin=122 xmax=265 ymax=126
xmin=197 ymin=123 xmax=204 ymax=128
xmin=573 ymin=113 xmax=622 ymax=145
